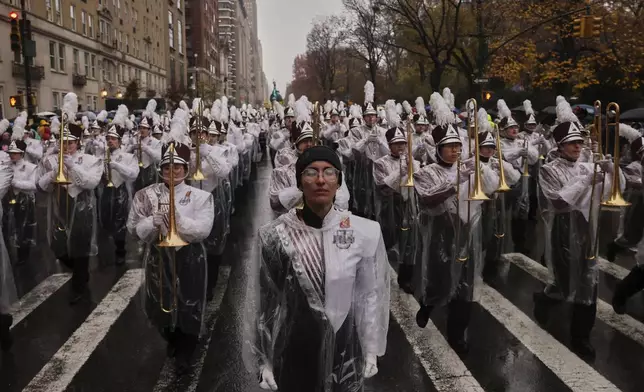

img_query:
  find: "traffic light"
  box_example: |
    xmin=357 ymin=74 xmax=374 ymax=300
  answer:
xmin=483 ymin=91 xmax=493 ymax=102
xmin=9 ymin=11 xmax=20 ymax=52
xmin=9 ymin=95 xmax=23 ymax=109
xmin=589 ymin=16 xmax=602 ymax=38
xmin=572 ymin=17 xmax=585 ymax=38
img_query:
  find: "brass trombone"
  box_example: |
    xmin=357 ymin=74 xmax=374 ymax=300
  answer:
xmin=521 ymin=137 xmax=530 ymax=177
xmin=403 ymin=121 xmax=415 ymax=188
xmin=158 ymin=142 xmax=188 ymax=314
xmin=105 ymin=144 xmax=114 ymax=188
xmin=191 ymin=100 xmax=206 ymax=182
xmin=54 ymin=113 xmax=71 ymax=232
xmin=586 ymin=100 xmax=603 ymax=259
xmin=494 ymin=123 xmax=511 ymax=192
xmin=600 ymin=102 xmax=630 ymax=209
xmin=137 ymin=129 xmax=144 ymax=168
xmin=312 ymin=102 xmax=321 ymax=146
xmin=466 ymin=99 xmax=489 ymax=201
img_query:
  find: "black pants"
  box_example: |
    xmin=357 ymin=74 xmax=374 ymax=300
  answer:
xmin=60 ymin=256 xmax=90 ymax=293
xmin=270 ymin=149 xmax=277 ymax=168
xmin=115 ymin=239 xmax=126 ymax=258
xmin=207 ymin=253 xmax=221 ymax=294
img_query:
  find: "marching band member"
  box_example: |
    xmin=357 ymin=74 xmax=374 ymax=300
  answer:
xmin=100 ymin=105 xmax=139 ymax=265
xmin=127 ymin=107 xmax=214 ymax=373
xmin=411 ymin=97 xmax=434 ymax=165
xmin=5 ymin=114 xmax=38 ymax=265
xmin=250 ymin=145 xmax=389 ymax=391
xmin=321 ymin=102 xmax=346 ymax=147
xmin=38 ymin=93 xmax=103 ymax=304
xmin=0 ymin=148 xmax=15 ymax=350
xmin=497 ymin=99 xmax=539 ymax=254
xmin=130 ymin=100 xmax=162 ymax=191
xmin=268 ymin=98 xmax=294 ymax=168
xmin=413 ymin=98 xmax=497 ymax=354
xmin=373 ymin=100 xmax=420 ymax=293
xmin=535 ymin=98 xmax=624 ymax=359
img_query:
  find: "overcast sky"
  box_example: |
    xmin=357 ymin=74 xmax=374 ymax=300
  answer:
xmin=257 ymin=0 xmax=345 ymax=96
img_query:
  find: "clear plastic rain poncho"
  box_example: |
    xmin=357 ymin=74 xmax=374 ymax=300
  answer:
xmin=0 ymin=158 xmax=16 ymax=312
xmin=4 ymin=156 xmax=38 ymax=264
xmin=245 ymin=208 xmax=390 ymax=392
xmin=372 ymin=154 xmax=420 ymax=264
xmin=539 ymin=157 xmax=625 ymax=305
xmin=616 ymin=157 xmax=643 ymax=248
xmin=351 ymin=126 xmax=389 ymax=220
xmin=275 ymin=147 xmax=298 ymax=169
xmin=38 ymin=150 xmax=103 ymax=259
xmin=412 ymin=159 xmax=496 ymax=307
xmin=127 ymin=181 xmax=214 ymax=336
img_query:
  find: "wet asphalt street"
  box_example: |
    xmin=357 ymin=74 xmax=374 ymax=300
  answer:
xmin=1 ymin=154 xmax=643 ymax=392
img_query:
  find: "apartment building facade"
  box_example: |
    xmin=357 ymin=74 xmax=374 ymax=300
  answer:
xmin=0 ymin=0 xmax=185 ymax=118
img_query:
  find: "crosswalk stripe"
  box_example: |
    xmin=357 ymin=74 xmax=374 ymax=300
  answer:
xmin=11 ymin=273 xmax=71 ymax=330
xmin=152 ymin=266 xmax=231 ymax=392
xmin=502 ymin=253 xmax=644 ymax=349
xmin=388 ymin=266 xmax=486 ymax=392
xmin=477 ymin=283 xmax=621 ymax=391
xmin=596 ymin=256 xmax=629 ymax=280
xmin=22 ymin=269 xmax=142 ymax=392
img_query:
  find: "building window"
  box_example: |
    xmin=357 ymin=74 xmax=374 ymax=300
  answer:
xmin=52 ymin=92 xmax=60 ymax=111
xmin=90 ymin=54 xmax=96 ymax=78
xmin=46 ymin=0 xmax=53 ymax=21
xmin=88 ymin=15 xmax=94 ymax=38
xmin=177 ymin=20 xmax=183 ymax=54
xmin=168 ymin=11 xmax=174 ymax=49
xmin=55 ymin=0 xmax=62 ymax=25
xmin=58 ymin=44 xmax=66 ymax=71
xmin=177 ymin=0 xmax=181 ymax=9
xmin=86 ymin=95 xmax=92 ymax=110
xmin=84 ymin=52 xmax=89 ymax=75
xmin=70 ymin=5 xmax=76 ymax=31
xmin=49 ymin=41 xmax=56 ymax=70
xmin=126 ymin=35 xmax=129 ymax=54
xmin=92 ymin=96 xmax=98 ymax=111
xmin=73 ymin=49 xmax=79 ymax=74
xmin=81 ymin=11 xmax=87 ymax=36
xmin=119 ymin=31 xmax=122 ymax=51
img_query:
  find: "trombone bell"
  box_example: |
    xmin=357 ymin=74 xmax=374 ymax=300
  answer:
xmin=191 ymin=168 xmax=205 ymax=181
xmin=158 ymin=229 xmax=189 ymax=247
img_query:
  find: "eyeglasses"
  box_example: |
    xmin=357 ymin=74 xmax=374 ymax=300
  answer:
xmin=301 ymin=167 xmax=339 ymax=183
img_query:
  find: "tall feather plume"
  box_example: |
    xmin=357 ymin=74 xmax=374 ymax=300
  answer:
xmin=377 ymin=106 xmax=387 ymax=120
xmin=96 ymin=110 xmax=108 ymax=123
xmin=211 ymin=99 xmax=222 ymax=122
xmin=203 ymin=108 xmax=210 ymax=119
xmin=324 ymin=100 xmax=333 ymax=114
xmin=338 ymin=101 xmax=345 ymax=112
xmin=50 ymin=117 xmax=61 ymax=135
xmin=287 ymin=93 xmax=296 ymax=109
xmin=497 ymin=99 xmax=512 ymax=120
xmin=619 ymin=123 xmax=641 ymax=143
xmin=295 ymin=97 xmax=311 ymax=124
xmin=179 ymin=100 xmax=189 ymax=113
xmin=273 ymin=101 xmax=285 ymax=119
xmin=126 ymin=118 xmax=134 ymax=130
xmin=221 ymin=96 xmax=230 ymax=123
xmin=556 ymin=95 xmax=567 ymax=106
xmin=153 ymin=112 xmax=160 ymax=126
xmin=431 ymin=92 xmax=453 ymax=127
xmin=477 ymin=108 xmax=492 ymax=134
xmin=191 ymin=98 xmax=202 ymax=114
xmin=332 ymin=101 xmax=338 ymax=111
xmin=364 ymin=81 xmax=375 ymax=104
xmin=0 ymin=119 xmax=11 ymax=135
xmin=415 ymin=97 xmax=427 ymax=116
xmin=396 ymin=103 xmax=402 ymax=115
xmin=164 ymin=108 xmax=191 ymax=145
xmin=442 ymin=88 xmax=455 ymax=110
xmin=402 ymin=101 xmax=412 ymax=115
xmin=230 ymin=106 xmax=239 ymax=123
xmin=349 ymin=104 xmax=362 ymax=120
xmin=235 ymin=106 xmax=243 ymax=123
xmin=112 ymin=105 xmax=129 ymax=129
xmin=523 ymin=99 xmax=535 ymax=116
xmin=143 ymin=99 xmax=157 ymax=118
xmin=82 ymin=115 xmax=89 ymax=130
xmin=62 ymin=92 xmax=79 ymax=121
xmin=11 ymin=112 xmax=27 ymax=141
xmin=385 ymin=99 xmax=400 ymax=128
xmin=555 ymin=97 xmax=578 ymax=124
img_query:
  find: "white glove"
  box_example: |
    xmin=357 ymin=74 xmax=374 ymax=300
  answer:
xmin=258 ymin=366 xmax=278 ymax=390
xmin=108 ymin=161 xmax=120 ymax=170
xmin=463 ymin=157 xmax=476 ymax=172
xmin=367 ymin=133 xmax=380 ymax=143
xmin=63 ymin=155 xmax=75 ymax=168
xmin=363 ymin=354 xmax=379 ymax=378
xmin=518 ymin=147 xmax=529 ymax=158
xmin=531 ymin=135 xmax=545 ymax=147
xmin=152 ymin=212 xmax=169 ymax=234
xmin=199 ymin=143 xmax=212 ymax=156
xmin=598 ymin=159 xmax=614 ymax=174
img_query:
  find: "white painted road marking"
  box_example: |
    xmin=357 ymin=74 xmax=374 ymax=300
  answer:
xmin=11 ymin=273 xmax=71 ymax=330
xmin=502 ymin=253 xmax=644 ymax=349
xmin=22 ymin=269 xmax=142 ymax=392
xmin=477 ymin=283 xmax=621 ymax=392
xmin=388 ymin=266 xmax=485 ymax=392
xmin=152 ymin=266 xmax=231 ymax=392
